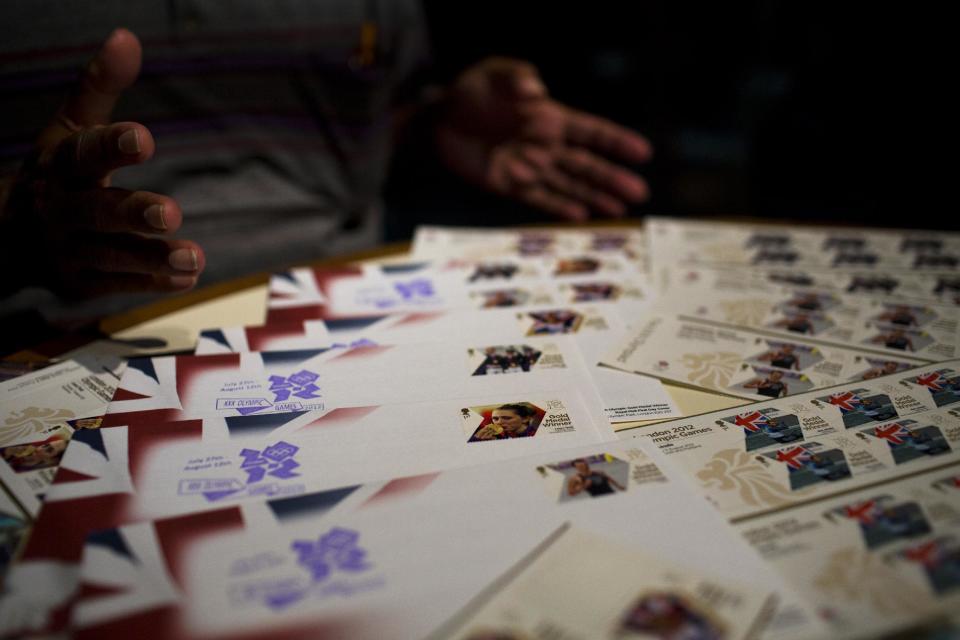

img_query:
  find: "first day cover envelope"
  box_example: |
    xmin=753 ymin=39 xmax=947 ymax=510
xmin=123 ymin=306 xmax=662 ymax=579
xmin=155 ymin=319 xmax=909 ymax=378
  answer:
xmin=444 ymin=525 xmax=773 ymax=640
xmin=195 ymin=306 xmax=680 ymax=422
xmin=737 ymin=464 xmax=960 ymax=638
xmin=62 ymin=388 xmax=612 ymax=524
xmin=63 ymin=442 xmax=814 ymax=640
xmin=0 ymin=388 xmax=614 ymax=637
xmin=623 ymin=359 xmax=960 ymax=521
xmin=601 ymin=314 xmax=925 ymax=401
xmin=105 ymin=335 xmax=609 ymax=427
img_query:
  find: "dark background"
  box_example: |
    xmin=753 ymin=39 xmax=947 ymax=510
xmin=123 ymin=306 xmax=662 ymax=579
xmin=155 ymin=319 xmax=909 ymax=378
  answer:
xmin=387 ymin=1 xmax=948 ymax=237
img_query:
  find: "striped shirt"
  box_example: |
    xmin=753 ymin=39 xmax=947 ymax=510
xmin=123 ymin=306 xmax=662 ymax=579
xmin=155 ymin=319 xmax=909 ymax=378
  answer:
xmin=1 ymin=0 xmax=430 ymax=314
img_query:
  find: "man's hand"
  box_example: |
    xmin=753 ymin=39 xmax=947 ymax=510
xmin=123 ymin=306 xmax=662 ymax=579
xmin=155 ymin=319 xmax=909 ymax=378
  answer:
xmin=0 ymin=28 xmax=203 ymax=298
xmin=434 ymin=57 xmax=652 ymax=221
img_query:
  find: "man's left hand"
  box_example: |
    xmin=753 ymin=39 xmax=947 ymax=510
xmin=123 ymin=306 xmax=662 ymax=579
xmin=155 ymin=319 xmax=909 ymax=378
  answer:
xmin=434 ymin=57 xmax=652 ymax=221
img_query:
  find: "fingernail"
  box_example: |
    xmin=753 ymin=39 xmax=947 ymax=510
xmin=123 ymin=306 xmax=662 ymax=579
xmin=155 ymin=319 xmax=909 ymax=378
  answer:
xmin=169 ymin=275 xmax=197 ymax=289
xmin=168 ymin=248 xmax=198 ymax=271
xmin=144 ymin=204 xmax=166 ymax=230
xmin=518 ymin=77 xmax=547 ymax=98
xmin=86 ymin=58 xmax=103 ymax=80
xmin=118 ymin=129 xmax=141 ymax=154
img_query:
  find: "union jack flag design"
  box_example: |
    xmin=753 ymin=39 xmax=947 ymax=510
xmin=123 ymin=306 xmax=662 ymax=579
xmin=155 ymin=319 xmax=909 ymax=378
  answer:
xmin=72 ymin=509 xmax=245 ymax=634
xmin=733 ymin=411 xmax=769 ymax=433
xmin=903 ymin=539 xmax=944 ymax=568
xmin=873 ymin=423 xmax=912 ymax=445
xmin=776 ymin=446 xmax=811 ymax=470
xmin=842 ymin=500 xmax=880 ymax=524
xmin=915 ymin=371 xmax=946 ymax=391
xmin=827 ymin=391 xmax=863 ymax=413
xmin=196 ymin=321 xmax=330 ymax=355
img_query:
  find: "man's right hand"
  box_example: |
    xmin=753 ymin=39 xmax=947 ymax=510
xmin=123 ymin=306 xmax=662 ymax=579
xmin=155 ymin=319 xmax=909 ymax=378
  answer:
xmin=0 ymin=28 xmax=204 ymax=298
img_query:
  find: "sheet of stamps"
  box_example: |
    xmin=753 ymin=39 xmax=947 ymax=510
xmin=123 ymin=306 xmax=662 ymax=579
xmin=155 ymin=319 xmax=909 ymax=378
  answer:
xmin=624 ymin=360 xmax=960 ymax=522
xmin=654 ymin=274 xmax=960 ymax=361
xmin=602 ymin=314 xmax=926 ymax=401
xmin=0 ymin=356 xmax=123 ymax=515
xmin=648 ymin=217 xmax=960 ymax=275
xmin=656 ymin=265 xmax=960 ymax=307
xmin=0 ymin=422 xmax=74 ymax=516
xmin=0 ymin=355 xmax=123 ymax=447
xmin=736 ymin=465 xmax=960 ymax=637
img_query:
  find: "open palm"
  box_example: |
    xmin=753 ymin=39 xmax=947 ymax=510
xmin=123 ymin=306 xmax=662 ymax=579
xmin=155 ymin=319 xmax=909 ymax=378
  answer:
xmin=435 ymin=58 xmax=653 ymax=221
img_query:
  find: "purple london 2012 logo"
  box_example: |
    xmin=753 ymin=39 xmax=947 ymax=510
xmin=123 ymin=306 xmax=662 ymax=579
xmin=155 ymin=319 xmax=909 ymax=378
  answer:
xmin=393 ymin=278 xmax=435 ymax=301
xmin=268 ymin=370 xmax=321 ymax=403
xmin=292 ymin=527 xmax=371 ymax=582
xmin=239 ymin=441 xmax=301 ymax=484
xmin=180 ymin=441 xmax=303 ymax=502
xmin=261 ymin=527 xmax=375 ymax=610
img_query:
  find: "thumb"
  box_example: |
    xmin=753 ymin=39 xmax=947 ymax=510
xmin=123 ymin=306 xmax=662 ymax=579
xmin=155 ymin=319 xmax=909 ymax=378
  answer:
xmin=485 ymin=58 xmax=548 ymax=101
xmin=39 ymin=28 xmax=142 ymax=147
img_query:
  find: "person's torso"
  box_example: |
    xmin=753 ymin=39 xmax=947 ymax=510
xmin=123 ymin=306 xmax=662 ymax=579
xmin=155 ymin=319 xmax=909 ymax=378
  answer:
xmin=1 ymin=0 xmax=430 ymax=290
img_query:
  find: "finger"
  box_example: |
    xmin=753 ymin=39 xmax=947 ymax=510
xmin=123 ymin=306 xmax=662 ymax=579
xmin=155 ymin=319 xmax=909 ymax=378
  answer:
xmin=516 ymin=143 xmax=553 ymax=170
xmin=483 ymin=57 xmax=548 ymax=100
xmin=69 ymin=188 xmax=182 ymax=234
xmin=564 ymin=108 xmax=653 ymax=164
xmin=64 ymin=235 xmax=204 ymax=277
xmin=45 ymin=122 xmax=155 ymax=183
xmin=555 ymin=147 xmax=650 ymax=203
xmin=540 ymin=165 xmax=626 ymax=217
xmin=486 ymin=146 xmax=540 ymax=193
xmin=66 ymin=271 xmax=199 ymax=298
xmin=38 ymin=28 xmax=142 ymax=148
xmin=517 ymin=185 xmax=588 ymax=222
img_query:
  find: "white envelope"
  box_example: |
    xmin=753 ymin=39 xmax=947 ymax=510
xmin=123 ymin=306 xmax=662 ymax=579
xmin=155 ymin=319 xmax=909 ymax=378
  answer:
xmin=106 ymin=336 xmax=611 ymax=426
xmin=195 ymin=306 xmax=681 ymax=422
xmin=74 ymin=389 xmax=613 ymax=522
